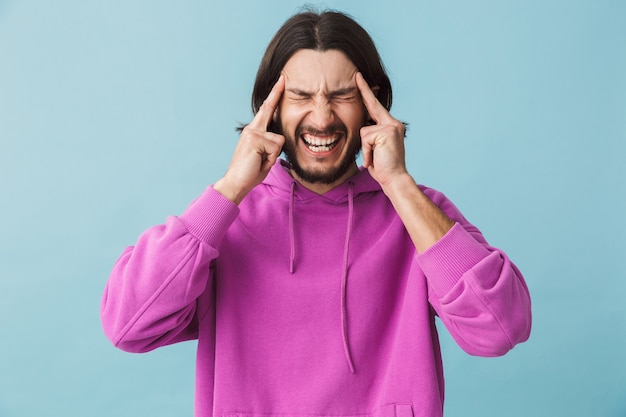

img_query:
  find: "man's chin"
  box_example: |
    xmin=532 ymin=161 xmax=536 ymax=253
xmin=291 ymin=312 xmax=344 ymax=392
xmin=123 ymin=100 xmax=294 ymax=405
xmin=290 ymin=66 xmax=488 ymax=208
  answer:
xmin=288 ymin=159 xmax=359 ymax=185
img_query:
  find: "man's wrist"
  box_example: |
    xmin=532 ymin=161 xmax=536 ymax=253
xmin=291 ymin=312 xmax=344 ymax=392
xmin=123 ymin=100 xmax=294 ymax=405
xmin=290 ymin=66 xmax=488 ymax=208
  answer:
xmin=380 ymin=171 xmax=417 ymax=200
xmin=213 ymin=178 xmax=248 ymax=205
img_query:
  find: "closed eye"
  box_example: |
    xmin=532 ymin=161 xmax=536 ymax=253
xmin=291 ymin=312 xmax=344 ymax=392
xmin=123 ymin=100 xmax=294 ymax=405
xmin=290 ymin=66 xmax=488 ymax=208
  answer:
xmin=331 ymin=94 xmax=357 ymax=102
xmin=286 ymin=89 xmax=312 ymax=99
xmin=329 ymin=87 xmax=358 ymax=102
xmin=288 ymin=96 xmax=311 ymax=101
xmin=284 ymin=87 xmax=358 ymax=103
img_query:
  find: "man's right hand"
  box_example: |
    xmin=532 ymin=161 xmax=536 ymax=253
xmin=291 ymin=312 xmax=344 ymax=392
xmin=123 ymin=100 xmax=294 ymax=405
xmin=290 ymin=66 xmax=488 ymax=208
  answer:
xmin=214 ymin=75 xmax=285 ymax=205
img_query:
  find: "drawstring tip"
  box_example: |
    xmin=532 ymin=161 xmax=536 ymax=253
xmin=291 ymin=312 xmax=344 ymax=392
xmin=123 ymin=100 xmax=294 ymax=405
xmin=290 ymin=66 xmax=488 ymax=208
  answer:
xmin=289 ymin=181 xmax=296 ymax=275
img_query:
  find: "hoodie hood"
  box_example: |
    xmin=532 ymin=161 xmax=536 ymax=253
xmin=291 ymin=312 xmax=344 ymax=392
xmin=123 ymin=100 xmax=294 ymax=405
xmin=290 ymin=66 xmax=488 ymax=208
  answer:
xmin=263 ymin=159 xmax=382 ymax=203
xmin=262 ymin=159 xmax=383 ymax=373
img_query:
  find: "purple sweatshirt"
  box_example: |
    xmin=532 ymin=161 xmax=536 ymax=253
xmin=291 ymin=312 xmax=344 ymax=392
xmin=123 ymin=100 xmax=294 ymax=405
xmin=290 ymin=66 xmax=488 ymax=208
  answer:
xmin=101 ymin=160 xmax=531 ymax=417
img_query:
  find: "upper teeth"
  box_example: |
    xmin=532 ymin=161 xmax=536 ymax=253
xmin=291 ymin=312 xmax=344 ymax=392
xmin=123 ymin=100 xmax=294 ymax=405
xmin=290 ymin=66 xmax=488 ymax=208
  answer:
xmin=303 ymin=134 xmax=339 ymax=146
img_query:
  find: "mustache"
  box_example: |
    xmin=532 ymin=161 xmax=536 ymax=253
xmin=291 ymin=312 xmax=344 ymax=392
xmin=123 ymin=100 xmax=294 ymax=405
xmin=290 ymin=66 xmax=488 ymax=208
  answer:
xmin=295 ymin=123 xmax=348 ymax=137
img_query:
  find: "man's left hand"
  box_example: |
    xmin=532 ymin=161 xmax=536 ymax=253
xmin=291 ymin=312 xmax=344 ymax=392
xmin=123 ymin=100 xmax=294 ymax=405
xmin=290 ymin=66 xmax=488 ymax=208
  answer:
xmin=356 ymin=72 xmax=408 ymax=189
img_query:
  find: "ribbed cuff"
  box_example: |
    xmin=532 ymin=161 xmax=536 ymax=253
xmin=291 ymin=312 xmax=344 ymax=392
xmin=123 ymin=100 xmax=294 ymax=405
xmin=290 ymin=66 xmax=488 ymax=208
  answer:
xmin=179 ymin=186 xmax=239 ymax=247
xmin=417 ymin=222 xmax=491 ymax=296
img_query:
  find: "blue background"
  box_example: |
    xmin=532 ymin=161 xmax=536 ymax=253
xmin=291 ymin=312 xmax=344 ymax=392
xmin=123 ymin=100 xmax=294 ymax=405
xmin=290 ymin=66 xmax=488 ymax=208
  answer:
xmin=1 ymin=1 xmax=625 ymax=416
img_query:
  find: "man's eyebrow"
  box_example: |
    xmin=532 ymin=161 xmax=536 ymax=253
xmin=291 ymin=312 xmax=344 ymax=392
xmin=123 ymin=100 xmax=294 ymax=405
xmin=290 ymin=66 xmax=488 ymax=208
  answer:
xmin=328 ymin=86 xmax=357 ymax=97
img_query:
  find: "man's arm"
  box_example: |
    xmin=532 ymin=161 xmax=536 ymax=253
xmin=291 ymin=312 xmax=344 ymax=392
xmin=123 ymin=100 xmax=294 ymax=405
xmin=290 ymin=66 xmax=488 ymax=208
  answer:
xmin=356 ymin=72 xmax=531 ymax=354
xmin=378 ymin=173 xmax=455 ymax=253
xmin=101 ymin=77 xmax=286 ymax=351
xmin=101 ymin=188 xmax=239 ymax=352
xmin=356 ymin=72 xmax=454 ymax=253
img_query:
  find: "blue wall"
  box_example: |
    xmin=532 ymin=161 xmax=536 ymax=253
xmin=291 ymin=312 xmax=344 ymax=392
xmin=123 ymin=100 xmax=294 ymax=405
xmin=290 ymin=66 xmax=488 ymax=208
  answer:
xmin=1 ymin=1 xmax=624 ymax=416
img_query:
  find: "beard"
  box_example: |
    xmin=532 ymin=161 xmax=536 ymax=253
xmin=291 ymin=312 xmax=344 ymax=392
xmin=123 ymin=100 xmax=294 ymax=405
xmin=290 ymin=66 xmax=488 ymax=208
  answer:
xmin=278 ymin=119 xmax=362 ymax=185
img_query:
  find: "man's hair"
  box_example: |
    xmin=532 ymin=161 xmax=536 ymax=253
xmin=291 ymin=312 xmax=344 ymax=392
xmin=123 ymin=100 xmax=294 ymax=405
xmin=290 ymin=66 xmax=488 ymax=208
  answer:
xmin=251 ymin=9 xmax=392 ymax=133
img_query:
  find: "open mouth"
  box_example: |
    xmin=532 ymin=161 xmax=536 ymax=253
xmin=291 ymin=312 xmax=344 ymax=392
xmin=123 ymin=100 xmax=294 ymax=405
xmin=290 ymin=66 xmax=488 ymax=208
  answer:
xmin=301 ymin=133 xmax=341 ymax=153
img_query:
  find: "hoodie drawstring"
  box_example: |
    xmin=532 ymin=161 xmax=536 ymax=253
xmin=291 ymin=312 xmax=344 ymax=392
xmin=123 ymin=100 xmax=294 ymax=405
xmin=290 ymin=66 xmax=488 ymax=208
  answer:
xmin=287 ymin=180 xmax=356 ymax=373
xmin=289 ymin=181 xmax=296 ymax=273
xmin=341 ymin=182 xmax=356 ymax=373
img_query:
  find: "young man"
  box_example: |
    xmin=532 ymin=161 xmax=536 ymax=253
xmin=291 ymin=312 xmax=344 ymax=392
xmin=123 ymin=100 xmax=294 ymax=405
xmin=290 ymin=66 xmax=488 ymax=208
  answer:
xmin=101 ymin=10 xmax=531 ymax=417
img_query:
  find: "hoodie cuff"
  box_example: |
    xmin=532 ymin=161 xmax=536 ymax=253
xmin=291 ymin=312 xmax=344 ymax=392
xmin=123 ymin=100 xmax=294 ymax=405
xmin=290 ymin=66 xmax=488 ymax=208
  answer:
xmin=179 ymin=186 xmax=239 ymax=248
xmin=417 ymin=222 xmax=491 ymax=296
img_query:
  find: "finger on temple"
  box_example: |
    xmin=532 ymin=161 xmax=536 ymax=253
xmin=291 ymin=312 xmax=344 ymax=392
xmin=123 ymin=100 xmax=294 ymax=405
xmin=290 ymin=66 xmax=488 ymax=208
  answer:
xmin=250 ymin=75 xmax=285 ymax=130
xmin=356 ymin=72 xmax=388 ymax=124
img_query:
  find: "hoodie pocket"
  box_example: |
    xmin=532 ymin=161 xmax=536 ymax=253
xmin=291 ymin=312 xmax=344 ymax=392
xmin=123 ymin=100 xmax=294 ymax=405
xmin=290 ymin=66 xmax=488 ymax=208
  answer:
xmin=393 ymin=404 xmax=413 ymax=417
xmin=224 ymin=403 xmax=414 ymax=417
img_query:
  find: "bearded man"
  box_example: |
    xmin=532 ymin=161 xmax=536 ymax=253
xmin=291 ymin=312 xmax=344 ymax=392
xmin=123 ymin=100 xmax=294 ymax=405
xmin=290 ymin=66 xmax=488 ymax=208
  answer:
xmin=101 ymin=9 xmax=531 ymax=417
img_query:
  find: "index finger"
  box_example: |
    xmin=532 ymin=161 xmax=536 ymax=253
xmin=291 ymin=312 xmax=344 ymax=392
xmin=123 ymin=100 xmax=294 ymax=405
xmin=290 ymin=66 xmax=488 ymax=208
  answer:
xmin=355 ymin=72 xmax=391 ymax=124
xmin=249 ymin=75 xmax=285 ymax=130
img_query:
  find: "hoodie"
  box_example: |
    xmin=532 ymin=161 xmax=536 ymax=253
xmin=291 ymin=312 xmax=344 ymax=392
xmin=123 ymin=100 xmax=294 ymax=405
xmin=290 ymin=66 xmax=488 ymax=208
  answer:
xmin=101 ymin=160 xmax=531 ymax=417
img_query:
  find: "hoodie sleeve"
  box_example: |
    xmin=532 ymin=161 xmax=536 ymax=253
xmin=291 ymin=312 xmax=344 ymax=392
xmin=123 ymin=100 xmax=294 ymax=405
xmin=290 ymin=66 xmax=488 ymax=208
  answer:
xmin=100 ymin=187 xmax=239 ymax=353
xmin=418 ymin=189 xmax=532 ymax=357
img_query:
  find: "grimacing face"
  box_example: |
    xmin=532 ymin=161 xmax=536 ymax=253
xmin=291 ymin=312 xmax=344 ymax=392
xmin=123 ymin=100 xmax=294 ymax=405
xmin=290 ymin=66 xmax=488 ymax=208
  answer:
xmin=276 ymin=49 xmax=367 ymax=188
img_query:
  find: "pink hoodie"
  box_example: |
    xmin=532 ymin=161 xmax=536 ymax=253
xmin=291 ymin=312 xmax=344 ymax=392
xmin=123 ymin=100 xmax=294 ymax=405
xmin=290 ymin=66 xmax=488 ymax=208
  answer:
xmin=101 ymin=160 xmax=531 ymax=417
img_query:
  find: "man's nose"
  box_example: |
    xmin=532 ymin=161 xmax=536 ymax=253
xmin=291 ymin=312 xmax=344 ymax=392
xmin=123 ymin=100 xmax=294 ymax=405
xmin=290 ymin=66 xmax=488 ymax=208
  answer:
xmin=308 ymin=101 xmax=335 ymax=130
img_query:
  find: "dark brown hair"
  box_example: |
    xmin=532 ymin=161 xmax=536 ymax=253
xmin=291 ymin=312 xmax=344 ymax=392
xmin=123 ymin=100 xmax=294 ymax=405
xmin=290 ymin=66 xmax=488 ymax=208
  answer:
xmin=250 ymin=9 xmax=392 ymax=133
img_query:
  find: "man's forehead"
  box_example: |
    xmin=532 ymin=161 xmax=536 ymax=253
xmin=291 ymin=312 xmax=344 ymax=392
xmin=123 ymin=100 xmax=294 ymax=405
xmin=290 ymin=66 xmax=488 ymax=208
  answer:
xmin=281 ymin=49 xmax=358 ymax=91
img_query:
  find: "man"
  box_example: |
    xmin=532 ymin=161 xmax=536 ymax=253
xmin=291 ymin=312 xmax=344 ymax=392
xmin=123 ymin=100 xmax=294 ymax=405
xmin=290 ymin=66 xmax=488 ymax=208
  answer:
xmin=101 ymin=9 xmax=531 ymax=417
